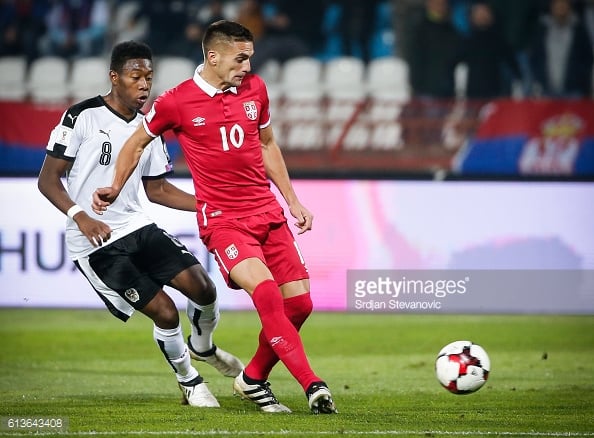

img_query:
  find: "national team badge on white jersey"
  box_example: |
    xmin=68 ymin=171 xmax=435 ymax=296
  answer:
xmin=57 ymin=126 xmax=72 ymax=146
xmin=243 ymin=101 xmax=258 ymax=121
xmin=225 ymin=244 xmax=239 ymax=260
xmin=125 ymin=288 xmax=140 ymax=303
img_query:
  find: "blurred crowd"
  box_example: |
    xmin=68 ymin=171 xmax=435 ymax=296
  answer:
xmin=1 ymin=0 xmax=593 ymax=99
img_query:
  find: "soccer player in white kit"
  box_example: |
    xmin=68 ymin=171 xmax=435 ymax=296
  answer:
xmin=37 ymin=41 xmax=243 ymax=408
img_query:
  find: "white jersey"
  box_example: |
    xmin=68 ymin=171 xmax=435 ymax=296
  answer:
xmin=46 ymin=96 xmax=173 ymax=260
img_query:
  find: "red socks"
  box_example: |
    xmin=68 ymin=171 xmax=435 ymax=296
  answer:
xmin=245 ymin=280 xmax=318 ymax=391
xmin=284 ymin=292 xmax=314 ymax=330
xmin=246 ymin=292 xmax=313 ymax=381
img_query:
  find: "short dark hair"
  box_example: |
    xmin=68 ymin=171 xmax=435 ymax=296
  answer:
xmin=202 ymin=20 xmax=254 ymax=53
xmin=110 ymin=41 xmax=153 ymax=73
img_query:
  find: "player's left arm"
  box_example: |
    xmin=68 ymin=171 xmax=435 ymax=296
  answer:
xmin=260 ymin=125 xmax=313 ymax=234
xmin=143 ymin=177 xmax=196 ymax=212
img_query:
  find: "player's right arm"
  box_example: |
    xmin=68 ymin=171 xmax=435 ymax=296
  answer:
xmin=38 ymin=155 xmax=112 ymax=247
xmin=92 ymin=122 xmax=153 ymax=214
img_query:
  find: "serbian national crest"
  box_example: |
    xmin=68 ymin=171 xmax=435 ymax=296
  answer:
xmin=243 ymin=101 xmax=258 ymax=120
xmin=225 ymin=244 xmax=239 ymax=260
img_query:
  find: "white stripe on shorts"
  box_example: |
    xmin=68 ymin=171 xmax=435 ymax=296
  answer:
xmin=213 ymin=248 xmax=230 ymax=275
xmin=76 ymin=256 xmax=135 ymax=318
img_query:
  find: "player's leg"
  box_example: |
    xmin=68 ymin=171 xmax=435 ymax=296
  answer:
xmin=171 ymin=265 xmax=243 ymax=377
xmin=248 ymin=214 xmax=337 ymax=414
xmin=246 ymin=282 xmax=312 ymax=380
xmin=206 ymin=214 xmax=336 ymax=413
xmin=228 ymin=260 xmax=294 ymax=413
xmin=245 ymin=217 xmax=313 ymax=382
xmin=140 ymin=290 xmax=219 ymax=407
xmin=230 ymin=258 xmax=333 ymax=410
xmin=205 ymin=223 xmax=292 ymax=412
xmin=75 ymin=233 xmax=218 ymax=408
xmin=230 ymin=258 xmax=337 ymax=414
xmin=143 ymin=225 xmax=243 ymax=378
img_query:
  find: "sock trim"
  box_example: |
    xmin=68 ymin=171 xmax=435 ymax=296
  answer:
xmin=179 ymin=374 xmax=204 ymax=386
xmin=188 ymin=336 xmax=217 ymax=357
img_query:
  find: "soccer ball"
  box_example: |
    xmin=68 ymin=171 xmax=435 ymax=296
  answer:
xmin=435 ymin=340 xmax=490 ymax=394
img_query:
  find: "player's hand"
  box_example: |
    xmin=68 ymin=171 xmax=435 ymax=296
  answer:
xmin=92 ymin=187 xmax=119 ymax=215
xmin=73 ymin=212 xmax=112 ymax=247
xmin=289 ymin=201 xmax=314 ymax=235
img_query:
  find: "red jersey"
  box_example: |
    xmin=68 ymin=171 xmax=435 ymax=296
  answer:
xmin=143 ymin=65 xmax=279 ymax=225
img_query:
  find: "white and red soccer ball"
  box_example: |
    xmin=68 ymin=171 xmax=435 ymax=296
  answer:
xmin=435 ymin=340 xmax=491 ymax=394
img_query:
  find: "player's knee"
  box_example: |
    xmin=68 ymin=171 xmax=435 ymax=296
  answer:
xmin=197 ymin=276 xmax=217 ymax=303
xmin=178 ymin=266 xmax=217 ymax=304
xmin=146 ymin=295 xmax=179 ymax=328
xmin=284 ymin=292 xmax=313 ymax=328
xmin=152 ymin=306 xmax=179 ymax=329
xmin=252 ymin=279 xmax=284 ymax=317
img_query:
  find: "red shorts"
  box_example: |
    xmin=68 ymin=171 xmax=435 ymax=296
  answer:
xmin=199 ymin=208 xmax=309 ymax=289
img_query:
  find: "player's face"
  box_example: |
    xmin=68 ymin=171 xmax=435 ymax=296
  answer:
xmin=115 ymin=58 xmax=153 ymax=110
xmin=213 ymin=41 xmax=254 ymax=89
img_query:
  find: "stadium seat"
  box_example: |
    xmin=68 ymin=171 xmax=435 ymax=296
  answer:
xmin=365 ymin=56 xmax=410 ymax=102
xmin=365 ymin=98 xmax=404 ymax=123
xmin=0 ymin=56 xmax=27 ymax=100
xmin=259 ymin=59 xmax=282 ymax=104
xmin=369 ymin=122 xmax=404 ymax=150
xmin=279 ymin=99 xmax=323 ymax=123
xmin=277 ymin=57 xmax=324 ymax=123
xmin=279 ymin=56 xmax=323 ymax=100
xmin=153 ymin=56 xmax=195 ymax=96
xmin=69 ymin=56 xmax=110 ymax=100
xmin=325 ymin=121 xmax=370 ymax=151
xmin=257 ymin=59 xmax=281 ymax=86
xmin=27 ymin=56 xmax=70 ymax=103
xmin=268 ymin=92 xmax=282 ymax=120
xmin=326 ymin=99 xmax=361 ymax=122
xmin=323 ymin=56 xmax=366 ymax=100
xmin=325 ymin=123 xmax=343 ymax=149
xmin=342 ymin=122 xmax=371 ymax=150
xmin=363 ymin=57 xmax=410 ymax=134
xmin=322 ymin=57 xmax=366 ymax=131
xmin=285 ymin=121 xmax=325 ymax=150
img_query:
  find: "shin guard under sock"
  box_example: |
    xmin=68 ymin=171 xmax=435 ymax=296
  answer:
xmin=248 ymin=281 xmax=319 ymax=390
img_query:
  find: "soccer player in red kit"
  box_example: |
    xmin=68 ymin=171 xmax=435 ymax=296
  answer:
xmin=93 ymin=20 xmax=337 ymax=414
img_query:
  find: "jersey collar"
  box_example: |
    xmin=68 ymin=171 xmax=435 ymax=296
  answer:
xmin=193 ymin=64 xmax=238 ymax=97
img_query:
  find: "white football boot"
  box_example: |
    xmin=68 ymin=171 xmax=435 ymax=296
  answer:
xmin=306 ymin=381 xmax=337 ymax=414
xmin=233 ymin=370 xmax=291 ymax=413
xmin=187 ymin=337 xmax=244 ymax=378
xmin=178 ymin=375 xmax=220 ymax=407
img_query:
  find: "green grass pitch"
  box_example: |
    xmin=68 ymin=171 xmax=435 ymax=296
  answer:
xmin=1 ymin=308 xmax=593 ymax=437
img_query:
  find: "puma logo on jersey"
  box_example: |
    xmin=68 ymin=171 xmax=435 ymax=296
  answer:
xmin=99 ymin=129 xmax=111 ymax=139
xmin=67 ymin=113 xmax=78 ymax=123
xmin=192 ymin=116 xmax=205 ymax=126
